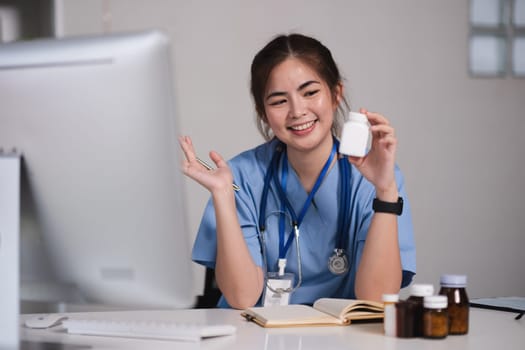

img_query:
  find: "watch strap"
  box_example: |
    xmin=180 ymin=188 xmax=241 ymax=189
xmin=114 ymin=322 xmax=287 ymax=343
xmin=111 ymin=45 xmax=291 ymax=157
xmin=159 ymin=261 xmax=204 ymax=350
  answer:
xmin=372 ymin=197 xmax=403 ymax=215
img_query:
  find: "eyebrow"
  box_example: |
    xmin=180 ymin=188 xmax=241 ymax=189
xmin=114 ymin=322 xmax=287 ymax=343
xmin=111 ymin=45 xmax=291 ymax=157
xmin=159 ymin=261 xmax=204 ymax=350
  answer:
xmin=265 ymin=80 xmax=321 ymax=101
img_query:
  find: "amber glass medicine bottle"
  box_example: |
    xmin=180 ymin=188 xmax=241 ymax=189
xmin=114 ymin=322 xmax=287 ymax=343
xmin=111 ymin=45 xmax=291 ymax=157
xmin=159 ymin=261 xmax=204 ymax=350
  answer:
xmin=406 ymin=283 xmax=434 ymax=337
xmin=439 ymin=274 xmax=469 ymax=335
xmin=423 ymin=295 xmax=449 ymax=339
xmin=395 ymin=300 xmax=416 ymax=338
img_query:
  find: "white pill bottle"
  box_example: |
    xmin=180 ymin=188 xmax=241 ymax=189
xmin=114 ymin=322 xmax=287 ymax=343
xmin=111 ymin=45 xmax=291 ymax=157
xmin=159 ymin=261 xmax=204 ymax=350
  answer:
xmin=339 ymin=111 xmax=372 ymax=157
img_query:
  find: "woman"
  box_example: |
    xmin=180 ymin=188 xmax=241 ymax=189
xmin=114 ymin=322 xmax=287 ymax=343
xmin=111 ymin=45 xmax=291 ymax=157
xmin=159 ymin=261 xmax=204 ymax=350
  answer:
xmin=179 ymin=33 xmax=415 ymax=309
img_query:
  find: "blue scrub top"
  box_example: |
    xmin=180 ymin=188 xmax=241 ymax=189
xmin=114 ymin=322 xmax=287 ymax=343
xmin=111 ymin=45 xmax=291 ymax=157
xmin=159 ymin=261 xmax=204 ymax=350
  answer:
xmin=192 ymin=138 xmax=416 ymax=308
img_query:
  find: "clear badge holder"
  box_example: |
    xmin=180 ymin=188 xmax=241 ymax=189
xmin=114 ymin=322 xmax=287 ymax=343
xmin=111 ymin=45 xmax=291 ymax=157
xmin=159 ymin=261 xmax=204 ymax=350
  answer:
xmin=263 ymin=271 xmax=294 ymax=307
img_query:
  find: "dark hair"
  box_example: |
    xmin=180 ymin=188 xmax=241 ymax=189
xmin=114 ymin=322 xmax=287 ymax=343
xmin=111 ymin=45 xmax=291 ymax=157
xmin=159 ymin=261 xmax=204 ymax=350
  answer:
xmin=250 ymin=33 xmax=349 ymax=140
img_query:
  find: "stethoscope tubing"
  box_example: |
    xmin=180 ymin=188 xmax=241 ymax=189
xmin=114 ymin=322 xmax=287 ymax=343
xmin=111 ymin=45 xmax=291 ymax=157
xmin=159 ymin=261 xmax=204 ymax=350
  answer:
xmin=257 ymin=138 xmax=355 ymax=295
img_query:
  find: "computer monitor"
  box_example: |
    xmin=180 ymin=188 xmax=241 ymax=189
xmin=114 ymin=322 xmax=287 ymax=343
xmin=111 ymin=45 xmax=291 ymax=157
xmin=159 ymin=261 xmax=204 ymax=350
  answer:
xmin=0 ymin=30 xmax=195 ymax=309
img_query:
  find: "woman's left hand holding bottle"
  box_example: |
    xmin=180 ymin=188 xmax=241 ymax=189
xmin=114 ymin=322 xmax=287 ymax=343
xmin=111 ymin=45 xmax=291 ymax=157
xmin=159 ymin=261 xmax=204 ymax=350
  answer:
xmin=347 ymin=109 xmax=398 ymax=200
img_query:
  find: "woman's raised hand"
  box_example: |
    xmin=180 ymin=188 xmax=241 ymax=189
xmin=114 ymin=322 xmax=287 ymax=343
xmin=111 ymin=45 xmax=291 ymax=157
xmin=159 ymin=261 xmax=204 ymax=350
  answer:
xmin=179 ymin=135 xmax=236 ymax=193
xmin=346 ymin=109 xmax=398 ymax=200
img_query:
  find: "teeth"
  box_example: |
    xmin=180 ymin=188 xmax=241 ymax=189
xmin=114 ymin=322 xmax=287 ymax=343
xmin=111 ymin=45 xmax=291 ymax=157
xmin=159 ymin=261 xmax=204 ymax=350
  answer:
xmin=290 ymin=120 xmax=315 ymax=131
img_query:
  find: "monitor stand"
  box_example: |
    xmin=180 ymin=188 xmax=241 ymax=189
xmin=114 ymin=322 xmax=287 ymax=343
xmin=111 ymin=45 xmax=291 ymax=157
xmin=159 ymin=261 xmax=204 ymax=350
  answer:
xmin=0 ymin=153 xmax=20 ymax=349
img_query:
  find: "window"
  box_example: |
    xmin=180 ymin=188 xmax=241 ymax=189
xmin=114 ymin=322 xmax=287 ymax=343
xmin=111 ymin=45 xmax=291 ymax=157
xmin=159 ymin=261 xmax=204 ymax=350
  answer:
xmin=469 ymin=0 xmax=525 ymax=77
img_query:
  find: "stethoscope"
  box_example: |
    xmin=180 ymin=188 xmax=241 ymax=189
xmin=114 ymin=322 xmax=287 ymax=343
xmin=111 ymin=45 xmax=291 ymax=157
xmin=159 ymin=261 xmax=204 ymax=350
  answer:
xmin=258 ymin=138 xmax=354 ymax=295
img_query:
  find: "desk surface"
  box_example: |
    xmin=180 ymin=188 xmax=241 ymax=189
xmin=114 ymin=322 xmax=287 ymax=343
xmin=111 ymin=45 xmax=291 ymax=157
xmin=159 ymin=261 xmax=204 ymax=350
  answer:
xmin=20 ymin=307 xmax=524 ymax=350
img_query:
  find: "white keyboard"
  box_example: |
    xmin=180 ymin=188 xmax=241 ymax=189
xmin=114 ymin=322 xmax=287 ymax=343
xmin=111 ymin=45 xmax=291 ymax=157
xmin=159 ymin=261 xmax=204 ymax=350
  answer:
xmin=62 ymin=319 xmax=237 ymax=342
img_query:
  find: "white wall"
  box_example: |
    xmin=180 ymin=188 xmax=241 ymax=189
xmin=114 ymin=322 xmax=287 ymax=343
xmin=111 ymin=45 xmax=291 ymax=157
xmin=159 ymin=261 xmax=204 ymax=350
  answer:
xmin=58 ymin=0 xmax=525 ymax=298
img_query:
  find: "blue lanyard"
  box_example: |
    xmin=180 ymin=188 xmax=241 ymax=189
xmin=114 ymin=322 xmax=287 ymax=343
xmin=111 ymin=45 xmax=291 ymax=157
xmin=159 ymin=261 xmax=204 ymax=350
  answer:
xmin=258 ymin=139 xmax=351 ymax=260
xmin=277 ymin=144 xmax=336 ymax=258
xmin=338 ymin=155 xmax=351 ymax=250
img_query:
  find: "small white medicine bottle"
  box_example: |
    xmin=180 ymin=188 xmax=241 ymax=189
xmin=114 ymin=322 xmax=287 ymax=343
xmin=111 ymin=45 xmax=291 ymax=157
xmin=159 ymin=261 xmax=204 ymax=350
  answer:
xmin=382 ymin=293 xmax=399 ymax=337
xmin=339 ymin=111 xmax=371 ymax=157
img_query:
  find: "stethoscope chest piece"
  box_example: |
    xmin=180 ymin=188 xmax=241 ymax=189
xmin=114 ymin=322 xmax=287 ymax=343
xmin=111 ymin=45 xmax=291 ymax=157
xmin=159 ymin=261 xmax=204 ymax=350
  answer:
xmin=328 ymin=248 xmax=349 ymax=275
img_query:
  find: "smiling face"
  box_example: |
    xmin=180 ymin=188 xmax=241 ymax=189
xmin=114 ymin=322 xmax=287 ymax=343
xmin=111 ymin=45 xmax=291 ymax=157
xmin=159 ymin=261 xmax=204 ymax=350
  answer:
xmin=264 ymin=57 xmax=341 ymax=155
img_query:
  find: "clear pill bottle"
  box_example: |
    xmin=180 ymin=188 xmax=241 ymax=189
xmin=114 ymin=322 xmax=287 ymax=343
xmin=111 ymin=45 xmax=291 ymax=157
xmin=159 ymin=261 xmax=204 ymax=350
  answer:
xmin=439 ymin=274 xmax=469 ymax=335
xmin=382 ymin=294 xmax=399 ymax=337
xmin=406 ymin=283 xmax=434 ymax=337
xmin=339 ymin=112 xmax=371 ymax=157
xmin=423 ymin=295 xmax=449 ymax=339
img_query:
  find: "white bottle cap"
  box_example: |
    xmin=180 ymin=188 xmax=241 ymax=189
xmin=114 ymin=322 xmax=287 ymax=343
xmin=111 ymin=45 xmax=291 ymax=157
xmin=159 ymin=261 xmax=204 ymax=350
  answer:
xmin=424 ymin=295 xmax=448 ymax=309
xmin=348 ymin=111 xmax=368 ymax=123
xmin=440 ymin=274 xmax=467 ymax=287
xmin=382 ymin=294 xmax=400 ymax=303
xmin=410 ymin=283 xmax=434 ymax=297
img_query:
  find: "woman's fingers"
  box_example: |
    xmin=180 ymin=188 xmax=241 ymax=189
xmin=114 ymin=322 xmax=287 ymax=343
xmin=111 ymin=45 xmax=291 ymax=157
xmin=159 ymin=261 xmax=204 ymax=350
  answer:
xmin=370 ymin=124 xmax=395 ymax=138
xmin=178 ymin=136 xmax=235 ymax=192
xmin=179 ymin=135 xmax=215 ymax=172
xmin=378 ymin=134 xmax=397 ymax=150
xmin=178 ymin=135 xmax=196 ymax=162
xmin=363 ymin=110 xmax=389 ymax=126
xmin=210 ymin=150 xmax=227 ymax=169
xmin=347 ymin=155 xmax=365 ymax=167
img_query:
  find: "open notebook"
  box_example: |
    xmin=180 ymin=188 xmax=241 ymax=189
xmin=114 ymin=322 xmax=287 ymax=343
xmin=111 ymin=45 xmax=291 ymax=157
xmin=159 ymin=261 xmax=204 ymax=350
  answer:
xmin=241 ymin=298 xmax=384 ymax=328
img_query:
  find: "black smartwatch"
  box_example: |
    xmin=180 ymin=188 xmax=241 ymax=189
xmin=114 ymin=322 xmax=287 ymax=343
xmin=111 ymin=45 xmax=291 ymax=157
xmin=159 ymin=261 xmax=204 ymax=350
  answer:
xmin=372 ymin=197 xmax=403 ymax=215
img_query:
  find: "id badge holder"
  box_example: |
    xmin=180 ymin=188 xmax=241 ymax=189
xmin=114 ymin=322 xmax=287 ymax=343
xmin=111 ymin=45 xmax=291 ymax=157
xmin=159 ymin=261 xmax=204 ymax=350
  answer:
xmin=263 ymin=259 xmax=294 ymax=306
xmin=262 ymin=271 xmax=294 ymax=306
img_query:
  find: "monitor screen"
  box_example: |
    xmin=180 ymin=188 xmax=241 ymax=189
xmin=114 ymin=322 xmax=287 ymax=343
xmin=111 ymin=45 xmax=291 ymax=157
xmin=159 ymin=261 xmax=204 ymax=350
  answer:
xmin=0 ymin=30 xmax=195 ymax=309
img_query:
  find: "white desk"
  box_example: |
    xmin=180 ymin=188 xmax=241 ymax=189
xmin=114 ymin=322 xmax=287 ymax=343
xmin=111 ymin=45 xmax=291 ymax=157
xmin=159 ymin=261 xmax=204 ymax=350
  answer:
xmin=20 ymin=307 xmax=524 ymax=350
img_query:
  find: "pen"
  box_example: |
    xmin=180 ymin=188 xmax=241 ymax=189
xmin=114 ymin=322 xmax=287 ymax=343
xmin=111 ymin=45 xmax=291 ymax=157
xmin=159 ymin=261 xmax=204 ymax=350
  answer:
xmin=196 ymin=157 xmax=240 ymax=192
